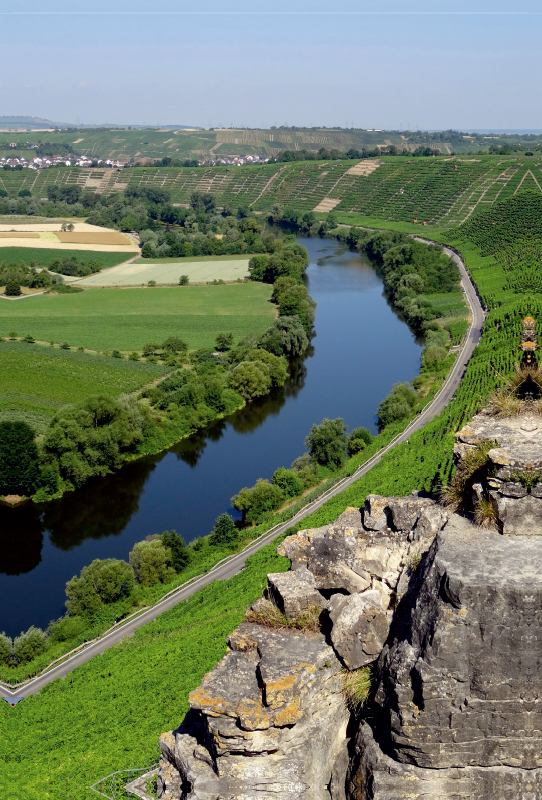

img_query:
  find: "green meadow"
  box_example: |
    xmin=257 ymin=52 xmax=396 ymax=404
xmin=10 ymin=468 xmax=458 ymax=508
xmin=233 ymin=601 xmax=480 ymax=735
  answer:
xmin=0 ymin=283 xmax=275 ymax=351
xmin=0 ymin=247 xmax=130 ymax=270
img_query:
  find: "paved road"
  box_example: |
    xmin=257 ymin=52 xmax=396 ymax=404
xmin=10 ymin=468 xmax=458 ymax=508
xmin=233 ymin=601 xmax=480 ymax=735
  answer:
xmin=2 ymin=245 xmax=485 ymax=701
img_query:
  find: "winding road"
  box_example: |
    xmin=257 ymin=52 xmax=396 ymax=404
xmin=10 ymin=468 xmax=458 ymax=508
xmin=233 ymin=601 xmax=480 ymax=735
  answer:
xmin=2 ymin=244 xmax=485 ymax=702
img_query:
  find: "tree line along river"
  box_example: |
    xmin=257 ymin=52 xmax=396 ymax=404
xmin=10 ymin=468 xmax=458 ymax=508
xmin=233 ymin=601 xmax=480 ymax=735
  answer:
xmin=0 ymin=236 xmax=423 ymax=636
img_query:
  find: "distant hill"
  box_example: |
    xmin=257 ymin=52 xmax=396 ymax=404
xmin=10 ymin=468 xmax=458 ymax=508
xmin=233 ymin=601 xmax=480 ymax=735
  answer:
xmin=0 ymin=116 xmax=73 ymax=129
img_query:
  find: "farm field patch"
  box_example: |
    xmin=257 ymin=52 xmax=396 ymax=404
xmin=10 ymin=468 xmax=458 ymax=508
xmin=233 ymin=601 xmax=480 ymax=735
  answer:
xmin=55 ymin=230 xmax=134 ymax=245
xmin=0 ymin=340 xmax=167 ymax=431
xmin=77 ymin=257 xmax=251 ymax=285
xmin=0 ymin=284 xmax=275 ymax=350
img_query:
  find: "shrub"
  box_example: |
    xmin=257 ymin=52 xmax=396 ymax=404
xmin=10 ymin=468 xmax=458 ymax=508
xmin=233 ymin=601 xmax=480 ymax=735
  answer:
xmin=60 ymin=342 xmax=71 ymax=350
xmin=129 ymin=540 xmax=176 ymax=586
xmin=162 ymin=336 xmax=187 ymax=354
xmin=305 ymin=417 xmax=348 ymax=468
xmin=5 ymin=278 xmax=21 ymax=296
xmin=290 ymin=452 xmax=320 ymax=489
xmin=209 ymin=513 xmax=238 ymax=547
xmin=231 ymin=478 xmax=283 ymax=522
xmin=65 ymin=558 xmax=135 ymax=616
xmin=23 ymin=333 xmax=35 ymax=343
xmin=179 ymin=275 xmax=189 ymax=285
xmin=111 ymin=350 xmax=122 ymax=358
xmin=13 ymin=626 xmax=49 ymax=665
xmin=48 ymin=616 xmax=88 ymax=643
xmin=421 ymin=345 xmax=447 ymax=368
xmin=347 ymin=426 xmax=373 ymax=456
xmin=271 ymin=467 xmax=304 ymax=498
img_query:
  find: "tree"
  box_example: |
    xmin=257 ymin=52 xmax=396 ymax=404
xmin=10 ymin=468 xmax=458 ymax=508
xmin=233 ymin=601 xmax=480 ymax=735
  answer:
xmin=305 ymin=417 xmax=348 ymax=468
xmin=378 ymin=382 xmax=417 ymax=427
xmin=65 ymin=558 xmax=135 ymax=616
xmin=129 ymin=540 xmax=176 ymax=586
xmin=347 ymin=426 xmax=373 ymax=456
xmin=421 ymin=345 xmax=447 ymax=368
xmin=215 ymin=332 xmax=234 ymax=351
xmin=209 ymin=513 xmax=238 ymax=546
xmin=245 ymin=349 xmax=288 ymax=388
xmin=13 ymin=626 xmax=48 ymax=664
xmin=229 ymin=361 xmax=271 ymax=400
xmin=230 ymin=486 xmax=254 ymax=520
xmin=5 ymin=278 xmax=21 ymax=297
xmin=272 ymin=467 xmax=303 ymax=498
xmin=0 ymin=420 xmax=40 ymax=496
xmin=161 ymin=530 xmax=190 ymax=571
xmin=162 ymin=336 xmax=187 ymax=354
xmin=142 ymin=342 xmax=160 ymax=356
xmin=179 ymin=275 xmax=189 ymax=285
xmin=119 ymin=214 xmax=139 ymax=231
xmin=258 ymin=316 xmax=308 ymax=357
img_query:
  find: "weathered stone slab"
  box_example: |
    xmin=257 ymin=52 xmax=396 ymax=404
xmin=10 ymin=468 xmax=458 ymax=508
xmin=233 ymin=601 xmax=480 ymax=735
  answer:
xmin=329 ymin=590 xmax=389 ymax=669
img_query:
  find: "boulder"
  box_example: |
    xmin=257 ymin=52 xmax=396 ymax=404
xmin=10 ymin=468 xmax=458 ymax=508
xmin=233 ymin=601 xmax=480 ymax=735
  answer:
xmin=362 ymin=495 xmax=391 ymax=531
xmin=388 ymin=496 xmax=434 ymax=532
xmin=267 ymin=567 xmax=326 ymax=617
xmin=412 ymin=504 xmax=449 ymax=541
xmin=328 ymin=590 xmax=389 ymax=669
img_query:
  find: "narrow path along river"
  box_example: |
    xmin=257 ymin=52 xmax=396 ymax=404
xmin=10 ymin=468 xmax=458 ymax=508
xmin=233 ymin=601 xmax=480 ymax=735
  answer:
xmin=0 ymin=237 xmax=423 ymax=636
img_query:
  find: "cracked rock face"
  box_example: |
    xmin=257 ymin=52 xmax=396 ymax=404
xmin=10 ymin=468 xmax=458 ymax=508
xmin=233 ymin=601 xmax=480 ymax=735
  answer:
xmin=158 ymin=499 xmax=446 ymax=800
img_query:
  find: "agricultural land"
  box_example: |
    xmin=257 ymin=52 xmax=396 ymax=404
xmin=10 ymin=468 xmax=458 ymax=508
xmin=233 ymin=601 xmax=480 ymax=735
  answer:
xmin=2 ymin=160 xmax=542 ymax=798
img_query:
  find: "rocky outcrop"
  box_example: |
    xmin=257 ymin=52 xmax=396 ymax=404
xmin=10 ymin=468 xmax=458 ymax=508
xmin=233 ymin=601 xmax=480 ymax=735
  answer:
xmin=158 ymin=497 xmax=446 ymax=800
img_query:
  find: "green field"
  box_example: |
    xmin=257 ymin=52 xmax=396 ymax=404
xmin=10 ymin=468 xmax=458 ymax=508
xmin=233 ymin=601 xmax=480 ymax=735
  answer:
xmin=0 ymin=247 xmax=131 ymax=270
xmin=0 ymin=284 xmax=275 ymax=351
xmin=77 ymin=257 xmax=251 ymax=286
xmin=0 ymin=341 xmax=168 ymax=431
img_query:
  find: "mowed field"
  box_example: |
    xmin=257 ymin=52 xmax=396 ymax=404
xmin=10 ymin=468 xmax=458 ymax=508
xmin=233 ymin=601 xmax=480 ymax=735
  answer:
xmin=0 ymin=341 xmax=168 ymax=432
xmin=77 ymin=256 xmax=251 ymax=285
xmin=0 ymin=284 xmax=275 ymax=351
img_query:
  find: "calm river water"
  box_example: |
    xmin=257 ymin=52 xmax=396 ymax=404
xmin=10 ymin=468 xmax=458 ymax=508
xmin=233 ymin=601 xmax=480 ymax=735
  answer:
xmin=0 ymin=237 xmax=422 ymax=636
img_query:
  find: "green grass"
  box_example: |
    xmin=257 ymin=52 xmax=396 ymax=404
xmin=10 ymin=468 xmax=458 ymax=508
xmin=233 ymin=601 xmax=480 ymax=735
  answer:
xmin=0 ymin=542 xmax=289 ymax=800
xmin=0 ymin=341 xmax=168 ymax=429
xmin=0 ymin=247 xmax=131 ymax=270
xmin=134 ymin=254 xmax=253 ymax=264
xmin=0 ymin=284 xmax=275 ymax=351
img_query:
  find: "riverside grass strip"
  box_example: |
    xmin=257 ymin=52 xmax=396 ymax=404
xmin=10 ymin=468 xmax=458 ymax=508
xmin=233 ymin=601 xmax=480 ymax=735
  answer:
xmin=0 ymin=284 xmax=275 ymax=351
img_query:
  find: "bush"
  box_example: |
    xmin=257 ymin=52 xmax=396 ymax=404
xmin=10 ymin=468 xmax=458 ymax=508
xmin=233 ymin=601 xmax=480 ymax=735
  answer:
xmin=209 ymin=513 xmax=238 ymax=547
xmin=231 ymin=478 xmax=284 ymax=522
xmin=347 ymin=426 xmax=373 ymax=456
xmin=129 ymin=540 xmax=176 ymax=586
xmin=421 ymin=344 xmax=447 ymax=368
xmin=179 ymin=275 xmax=189 ymax=285
xmin=305 ymin=417 xmax=348 ymax=468
xmin=162 ymin=336 xmax=187 ymax=354
xmin=271 ymin=467 xmax=304 ymax=498
xmin=48 ymin=616 xmax=88 ymax=644
xmin=65 ymin=558 xmax=135 ymax=616
xmin=13 ymin=626 xmax=49 ymax=665
xmin=291 ymin=452 xmax=320 ymax=489
xmin=5 ymin=278 xmax=21 ymax=296
xmin=161 ymin=529 xmax=190 ymax=571
xmin=378 ymin=382 xmax=418 ymax=427
xmin=0 ymin=632 xmax=12 ymax=664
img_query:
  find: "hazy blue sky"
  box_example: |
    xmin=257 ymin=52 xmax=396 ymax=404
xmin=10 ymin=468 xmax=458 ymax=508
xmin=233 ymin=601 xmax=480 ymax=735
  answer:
xmin=2 ymin=1 xmax=542 ymax=130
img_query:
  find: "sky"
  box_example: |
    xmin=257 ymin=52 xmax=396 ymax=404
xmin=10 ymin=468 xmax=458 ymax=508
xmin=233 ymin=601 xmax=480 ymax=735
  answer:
xmin=2 ymin=1 xmax=542 ymax=130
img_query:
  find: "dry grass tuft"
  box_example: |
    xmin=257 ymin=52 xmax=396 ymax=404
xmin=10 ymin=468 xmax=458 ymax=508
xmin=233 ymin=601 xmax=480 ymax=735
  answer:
xmin=340 ymin=665 xmax=373 ymax=712
xmin=474 ymin=497 xmax=498 ymax=529
xmin=245 ymin=604 xmax=321 ymax=633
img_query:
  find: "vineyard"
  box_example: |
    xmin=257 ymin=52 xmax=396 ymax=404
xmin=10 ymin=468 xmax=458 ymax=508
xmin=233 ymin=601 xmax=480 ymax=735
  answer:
xmin=3 ymin=156 xmax=542 ymax=226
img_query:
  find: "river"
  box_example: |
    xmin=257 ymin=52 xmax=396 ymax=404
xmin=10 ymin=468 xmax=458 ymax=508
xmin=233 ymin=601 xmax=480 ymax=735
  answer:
xmin=0 ymin=237 xmax=423 ymax=636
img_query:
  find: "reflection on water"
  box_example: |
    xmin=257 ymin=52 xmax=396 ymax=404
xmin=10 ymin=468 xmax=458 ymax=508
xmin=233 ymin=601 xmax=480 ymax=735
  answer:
xmin=0 ymin=237 xmax=422 ymax=635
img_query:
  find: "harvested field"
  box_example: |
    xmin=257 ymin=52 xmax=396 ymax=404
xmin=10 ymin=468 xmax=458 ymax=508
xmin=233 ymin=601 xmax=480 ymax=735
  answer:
xmin=0 ymin=232 xmax=40 ymax=239
xmin=55 ymin=231 xmax=133 ymax=245
xmin=76 ymin=257 xmax=251 ymax=286
xmin=0 ymin=222 xmax=114 ymax=232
